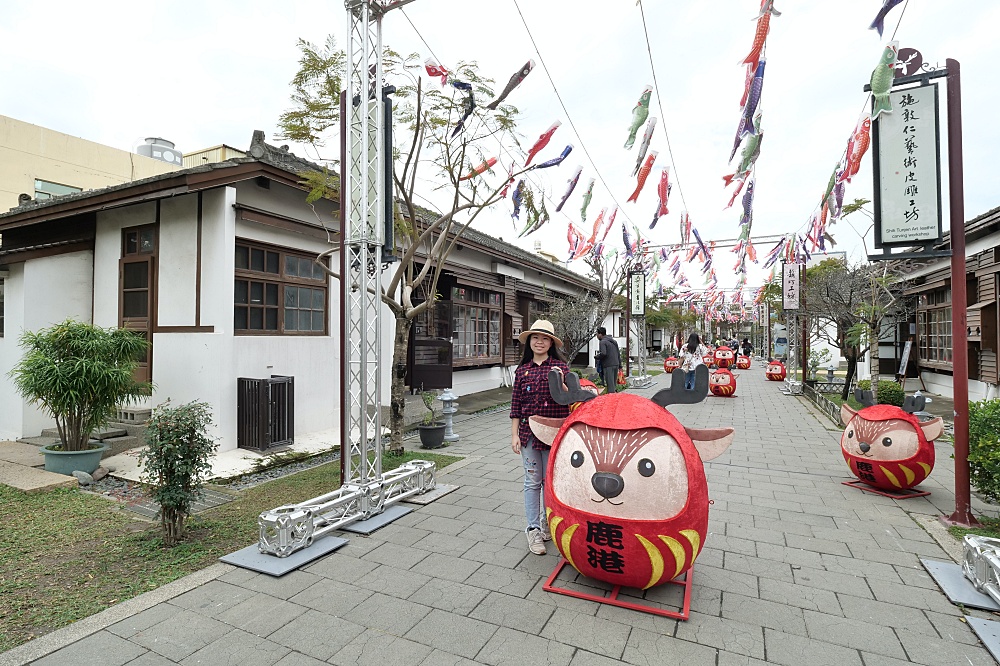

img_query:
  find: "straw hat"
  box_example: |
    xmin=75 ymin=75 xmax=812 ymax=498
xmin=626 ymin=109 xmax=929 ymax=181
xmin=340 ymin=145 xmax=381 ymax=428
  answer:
xmin=518 ymin=319 xmax=563 ymax=347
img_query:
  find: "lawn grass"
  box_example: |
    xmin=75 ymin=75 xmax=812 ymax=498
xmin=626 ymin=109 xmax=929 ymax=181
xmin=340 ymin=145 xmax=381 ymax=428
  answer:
xmin=823 ymin=392 xmax=864 ymax=411
xmin=948 ymin=515 xmax=1000 ymax=541
xmin=0 ymin=449 xmax=460 ymax=652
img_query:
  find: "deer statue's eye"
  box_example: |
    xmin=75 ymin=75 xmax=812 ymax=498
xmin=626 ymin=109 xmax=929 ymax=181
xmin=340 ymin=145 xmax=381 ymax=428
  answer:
xmin=882 ymin=437 xmax=893 ymax=447
xmin=571 ymin=451 xmax=584 ymax=468
xmin=638 ymin=458 xmax=655 ymax=477
xmin=847 ymin=430 xmax=854 ymax=438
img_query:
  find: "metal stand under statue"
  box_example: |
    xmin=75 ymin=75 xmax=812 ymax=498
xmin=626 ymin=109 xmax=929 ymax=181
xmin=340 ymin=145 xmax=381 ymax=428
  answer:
xmin=222 ymin=1 xmax=436 ymax=577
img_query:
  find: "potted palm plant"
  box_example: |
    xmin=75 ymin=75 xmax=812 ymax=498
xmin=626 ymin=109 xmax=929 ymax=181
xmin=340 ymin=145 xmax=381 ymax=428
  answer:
xmin=9 ymin=320 xmax=151 ymax=475
xmin=417 ymin=390 xmax=446 ymax=449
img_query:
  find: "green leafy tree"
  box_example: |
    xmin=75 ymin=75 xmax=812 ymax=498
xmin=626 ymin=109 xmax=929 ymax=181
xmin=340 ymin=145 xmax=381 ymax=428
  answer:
xmin=9 ymin=320 xmax=150 ymax=451
xmin=277 ymin=37 xmax=538 ymax=454
xmin=139 ymin=401 xmax=218 ymax=546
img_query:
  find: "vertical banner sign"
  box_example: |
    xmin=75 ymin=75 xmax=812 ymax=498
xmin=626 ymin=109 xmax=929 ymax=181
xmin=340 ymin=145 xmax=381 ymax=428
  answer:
xmin=898 ymin=339 xmax=913 ymax=375
xmin=630 ymin=271 xmax=645 ymax=316
xmin=873 ymin=84 xmax=943 ymax=247
xmin=782 ymin=263 xmax=800 ymax=310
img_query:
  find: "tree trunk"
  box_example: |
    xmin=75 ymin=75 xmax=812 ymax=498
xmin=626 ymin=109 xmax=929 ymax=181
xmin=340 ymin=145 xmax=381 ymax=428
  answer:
xmin=388 ymin=316 xmax=413 ymax=456
xmin=842 ymin=356 xmax=858 ymax=401
xmin=869 ymin=323 xmax=879 ymax=403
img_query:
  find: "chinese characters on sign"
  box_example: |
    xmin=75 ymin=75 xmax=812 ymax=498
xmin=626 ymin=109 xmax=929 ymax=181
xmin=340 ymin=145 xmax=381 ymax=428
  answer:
xmin=630 ymin=271 xmax=646 ymax=316
xmin=782 ymin=263 xmax=800 ymax=311
xmin=875 ymin=84 xmax=941 ymax=246
xmin=586 ymin=521 xmax=626 ymax=574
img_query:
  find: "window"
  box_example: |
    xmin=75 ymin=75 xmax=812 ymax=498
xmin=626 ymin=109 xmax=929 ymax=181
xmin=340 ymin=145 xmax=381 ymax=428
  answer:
xmin=234 ymin=240 xmax=327 ymax=335
xmin=618 ymin=315 xmax=626 ymax=338
xmin=917 ymin=288 xmax=952 ymax=365
xmin=34 ymin=179 xmax=81 ymax=201
xmin=452 ymin=286 xmax=501 ymax=360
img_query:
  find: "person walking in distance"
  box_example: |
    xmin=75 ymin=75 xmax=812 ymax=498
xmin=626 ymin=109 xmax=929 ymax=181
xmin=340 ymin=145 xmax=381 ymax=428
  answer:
xmin=595 ymin=326 xmax=621 ymax=393
xmin=680 ymin=333 xmax=708 ymax=390
xmin=510 ymin=320 xmax=570 ymax=555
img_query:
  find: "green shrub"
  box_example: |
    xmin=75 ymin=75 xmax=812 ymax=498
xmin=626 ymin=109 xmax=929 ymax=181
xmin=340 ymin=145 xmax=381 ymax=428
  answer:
xmin=969 ymin=399 xmax=1000 ymax=503
xmin=139 ymin=401 xmax=218 ymax=546
xmin=856 ymin=379 xmax=904 ymax=407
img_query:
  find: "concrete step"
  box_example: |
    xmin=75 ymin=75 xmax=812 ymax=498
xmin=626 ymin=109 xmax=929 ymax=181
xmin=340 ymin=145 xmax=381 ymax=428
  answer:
xmin=106 ymin=421 xmax=148 ymax=440
xmin=103 ymin=436 xmax=140 ymax=458
xmin=0 ymin=460 xmax=77 ymax=493
xmin=40 ymin=427 xmax=128 ymax=441
xmin=18 ymin=436 xmax=60 ymax=448
xmin=0 ymin=441 xmax=46 ymax=467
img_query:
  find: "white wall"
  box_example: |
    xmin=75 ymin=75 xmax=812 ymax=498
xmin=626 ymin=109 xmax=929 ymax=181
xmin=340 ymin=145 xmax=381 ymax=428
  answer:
xmin=0 ymin=251 xmax=94 ymax=438
xmin=157 ymin=196 xmax=198 ymax=326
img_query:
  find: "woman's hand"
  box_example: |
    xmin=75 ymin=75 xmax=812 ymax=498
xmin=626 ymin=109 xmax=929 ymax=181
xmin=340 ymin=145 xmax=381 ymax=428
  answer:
xmin=511 ymin=436 xmax=521 ymax=454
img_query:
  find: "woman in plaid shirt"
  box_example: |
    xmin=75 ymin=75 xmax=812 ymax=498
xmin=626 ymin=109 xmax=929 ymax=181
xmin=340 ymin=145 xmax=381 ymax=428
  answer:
xmin=510 ymin=320 xmax=570 ymax=556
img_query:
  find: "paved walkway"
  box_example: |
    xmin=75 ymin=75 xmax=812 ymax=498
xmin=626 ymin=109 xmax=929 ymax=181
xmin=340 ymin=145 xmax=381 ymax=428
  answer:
xmin=3 ymin=365 xmax=998 ymax=665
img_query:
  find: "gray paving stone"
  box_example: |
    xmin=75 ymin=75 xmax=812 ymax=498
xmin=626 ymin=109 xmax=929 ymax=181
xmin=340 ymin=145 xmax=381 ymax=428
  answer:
xmin=409 ymin=576 xmax=490 ymax=615
xmin=895 ymin=625 xmax=997 ymax=665
xmin=539 ymin=607 xmax=631 ymax=659
xmin=819 ymin=552 xmax=902 ymax=581
xmin=594 ymin=600 xmax=681 ymax=634
xmin=409 ymin=551 xmax=483 ymax=583
xmin=723 ymin=552 xmax=795 ymax=583
xmin=691 ymin=563 xmax=759 ymax=598
xmin=404 ymin=608 xmax=498 ymax=659
xmin=411 ymin=531 xmax=475 ymax=557
xmin=288 ymin=580 xmax=371 ymax=617
xmin=570 ymin=650 xmax=632 ymax=666
xmin=129 ymin=609 xmax=232 ymax=661
xmin=707 ymin=533 xmax=759 ymax=556
xmin=726 ymin=522 xmax=791 ymax=546
xmin=348 ymin=591 xmax=432 ymax=635
xmin=674 ymin=611 xmax=765 ymax=659
xmin=271 ymin=652 xmax=328 ymax=666
xmin=217 ymin=568 xmax=322 ymax=600
xmin=784 ymin=532 xmax=854 ymax=556
xmin=330 ymin=629 xmax=434 ymax=666
xmin=267 ymin=609 xmax=365 ymax=661
xmin=366 ymin=540 xmax=435 ymax=570
xmin=170 ymin=580 xmax=259 ymax=617
xmin=763 ymin=627 xmax=864 ymax=666
xmin=214 ymin=593 xmax=308 ymax=638
xmin=758 ymin=577 xmax=842 ymax=614
xmin=179 ymin=628 xmax=290 ymax=665
xmin=834 ymin=592 xmax=936 ymax=633
xmin=460 ymin=539 xmax=527 ymax=568
xmin=33 ymin=631 xmax=148 ymax=666
xmin=621 ymin=627 xmax=719 ymax=666
xmin=867 ymin=577 xmax=960 ymax=613
xmin=356 ymin=562 xmax=433 ymax=598
xmin=417 ymin=649 xmax=480 ymax=666
xmin=413 ymin=514 xmax=475 ymax=536
xmin=754 ymin=542 xmax=826 ymax=569
xmin=368 ymin=523 xmax=432 ymax=547
xmin=108 ymin=603 xmax=184 ymax=639
xmin=457 ymin=521 xmax=518 ymax=545
xmin=802 ymin=608 xmax=906 ymax=658
xmin=122 ymin=652 xmax=177 ymax=666
xmin=923 ymin=609 xmax=983 ymax=645
xmin=466 ymin=561 xmax=542 ymax=597
xmin=716 ymin=651 xmax=769 ymax=666
xmin=418 ymin=500 xmax=469 ymax=519
xmin=476 ymin=627 xmax=575 ymax=666
xmin=792 ymin=565 xmax=873 ymax=598
xmin=722 ymin=591 xmax=807 ymax=636
xmin=303 ymin=551 xmax=380 ymax=582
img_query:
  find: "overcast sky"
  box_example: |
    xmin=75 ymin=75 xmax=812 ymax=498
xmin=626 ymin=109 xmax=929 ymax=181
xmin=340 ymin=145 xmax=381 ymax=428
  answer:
xmin=3 ymin=0 xmax=998 ymax=294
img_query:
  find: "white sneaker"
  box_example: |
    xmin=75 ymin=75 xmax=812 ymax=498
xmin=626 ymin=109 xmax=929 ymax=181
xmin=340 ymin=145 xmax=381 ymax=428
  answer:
xmin=526 ymin=528 xmax=547 ymax=555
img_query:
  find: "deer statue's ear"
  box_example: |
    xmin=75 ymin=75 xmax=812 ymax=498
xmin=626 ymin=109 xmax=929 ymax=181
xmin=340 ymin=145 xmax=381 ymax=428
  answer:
xmin=841 ymin=404 xmax=857 ymax=426
xmin=685 ymin=427 xmax=734 ymax=461
xmin=919 ymin=417 xmax=944 ymax=442
xmin=529 ymin=416 xmax=566 ymax=446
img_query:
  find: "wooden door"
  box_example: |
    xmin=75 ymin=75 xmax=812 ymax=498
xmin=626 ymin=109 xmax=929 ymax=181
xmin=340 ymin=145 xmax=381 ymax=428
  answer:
xmin=120 ymin=226 xmax=156 ymax=383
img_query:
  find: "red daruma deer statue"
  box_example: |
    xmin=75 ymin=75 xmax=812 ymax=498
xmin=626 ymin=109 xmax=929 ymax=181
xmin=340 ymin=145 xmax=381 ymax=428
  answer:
xmin=765 ymin=360 xmax=786 ymax=381
xmin=735 ymin=355 xmax=751 ymax=370
xmin=529 ymin=366 xmax=734 ymax=592
xmin=663 ymin=356 xmax=681 ymax=372
xmin=840 ymin=392 xmax=943 ymax=493
xmin=709 ymin=368 xmax=736 ymax=397
xmin=714 ymin=346 xmax=735 ymax=369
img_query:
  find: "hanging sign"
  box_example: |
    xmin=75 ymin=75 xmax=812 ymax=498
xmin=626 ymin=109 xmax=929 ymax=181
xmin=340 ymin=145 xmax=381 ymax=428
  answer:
xmin=873 ymin=83 xmax=942 ymax=247
xmin=630 ymin=271 xmax=646 ymax=316
xmin=782 ymin=263 xmax=800 ymax=310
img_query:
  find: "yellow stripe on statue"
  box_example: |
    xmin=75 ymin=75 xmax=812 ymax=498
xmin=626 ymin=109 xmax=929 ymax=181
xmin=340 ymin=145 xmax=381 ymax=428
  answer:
xmin=899 ymin=464 xmax=915 ymax=485
xmin=680 ymin=529 xmax=701 ymax=559
xmin=561 ymin=523 xmax=579 ymax=571
xmin=658 ymin=535 xmax=687 ymax=580
xmin=636 ymin=534 xmax=664 ymax=590
xmin=917 ymin=462 xmax=931 ymax=477
xmin=880 ymin=466 xmax=902 ymax=488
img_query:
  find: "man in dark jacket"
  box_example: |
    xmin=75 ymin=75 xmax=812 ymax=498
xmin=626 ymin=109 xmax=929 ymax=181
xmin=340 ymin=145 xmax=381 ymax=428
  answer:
xmin=596 ymin=327 xmax=621 ymax=393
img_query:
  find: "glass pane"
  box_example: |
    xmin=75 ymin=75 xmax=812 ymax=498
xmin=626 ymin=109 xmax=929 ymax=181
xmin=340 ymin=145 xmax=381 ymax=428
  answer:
xmin=265 ymin=308 xmax=278 ymax=330
xmin=123 ymin=292 xmax=147 ymax=317
xmin=266 ymin=283 xmax=278 ymax=306
xmin=285 ymin=255 xmax=298 ymax=277
xmin=312 ymin=288 xmax=324 ymax=309
xmin=235 ymin=245 xmax=249 ymax=269
xmin=266 ymin=251 xmax=279 ymax=274
xmin=250 ymin=248 xmax=264 ymax=272
xmin=140 ymin=229 xmax=155 ymax=253
xmin=312 ymin=261 xmax=325 ymax=280
xmin=234 ymin=306 xmax=248 ymax=329
xmin=234 ymin=280 xmax=248 ymax=304
xmin=123 ymin=262 xmax=148 ymax=289
xmin=312 ymin=311 xmax=325 ymax=331
xmin=285 ymin=309 xmax=297 ymax=330
xmin=250 ymin=308 xmax=263 ymax=329
xmin=126 ymin=232 xmax=138 ymax=255
xmin=285 ymin=286 xmax=297 ymax=307
xmin=250 ymin=282 xmax=263 ymax=304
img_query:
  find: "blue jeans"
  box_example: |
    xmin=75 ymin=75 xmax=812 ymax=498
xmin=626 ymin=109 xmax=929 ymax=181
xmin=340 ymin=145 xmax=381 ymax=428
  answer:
xmin=685 ymin=369 xmax=696 ymax=390
xmin=521 ymin=446 xmax=550 ymax=530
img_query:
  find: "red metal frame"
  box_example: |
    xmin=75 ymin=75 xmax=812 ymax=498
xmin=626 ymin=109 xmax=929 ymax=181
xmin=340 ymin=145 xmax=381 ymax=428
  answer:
xmin=543 ymin=558 xmax=693 ymax=620
xmin=841 ymin=479 xmax=931 ymax=499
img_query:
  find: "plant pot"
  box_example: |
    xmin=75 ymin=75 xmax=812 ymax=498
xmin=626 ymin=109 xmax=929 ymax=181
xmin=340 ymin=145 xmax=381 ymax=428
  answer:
xmin=41 ymin=441 xmax=109 ymax=476
xmin=418 ymin=423 xmax=447 ymax=449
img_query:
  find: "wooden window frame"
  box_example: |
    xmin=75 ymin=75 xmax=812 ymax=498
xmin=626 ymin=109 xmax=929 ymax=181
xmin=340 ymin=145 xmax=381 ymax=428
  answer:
xmin=234 ymin=238 xmax=328 ymax=336
xmin=916 ymin=287 xmax=952 ymax=368
xmin=451 ymin=285 xmax=502 ymax=366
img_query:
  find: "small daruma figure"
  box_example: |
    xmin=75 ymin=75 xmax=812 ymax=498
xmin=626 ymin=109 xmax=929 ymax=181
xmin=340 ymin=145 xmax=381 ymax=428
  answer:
xmin=703 ymin=353 xmax=715 ymax=368
xmin=765 ymin=360 xmax=786 ymax=381
xmin=663 ymin=356 xmax=681 ymax=372
xmin=530 ymin=367 xmax=734 ymax=590
xmin=735 ymin=356 xmax=751 ymax=370
xmin=840 ymin=394 xmax=942 ymax=491
xmin=714 ymin=346 xmax=735 ymax=369
xmin=709 ymin=368 xmax=736 ymax=397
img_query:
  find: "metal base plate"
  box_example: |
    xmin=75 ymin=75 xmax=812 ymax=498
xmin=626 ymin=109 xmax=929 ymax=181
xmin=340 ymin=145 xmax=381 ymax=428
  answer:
xmin=340 ymin=503 xmax=412 ymax=534
xmin=403 ymin=483 xmax=459 ymax=505
xmin=967 ymin=617 xmax=1000 ymax=663
xmin=841 ymin=479 xmax=931 ymax=499
xmin=220 ymin=535 xmax=349 ymax=577
xmin=921 ymin=559 xmax=1000 ymax=611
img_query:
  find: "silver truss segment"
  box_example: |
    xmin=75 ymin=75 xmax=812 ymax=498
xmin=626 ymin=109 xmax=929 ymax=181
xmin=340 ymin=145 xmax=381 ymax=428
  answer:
xmin=963 ymin=535 xmax=1000 ymax=605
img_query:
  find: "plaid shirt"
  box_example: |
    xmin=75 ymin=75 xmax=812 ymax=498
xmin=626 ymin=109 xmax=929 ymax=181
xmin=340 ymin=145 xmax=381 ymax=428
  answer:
xmin=510 ymin=356 xmax=571 ymax=450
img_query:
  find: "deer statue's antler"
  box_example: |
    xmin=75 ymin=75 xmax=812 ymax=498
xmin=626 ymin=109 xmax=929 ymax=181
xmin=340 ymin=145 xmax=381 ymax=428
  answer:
xmin=854 ymin=389 xmax=876 ymax=408
xmin=651 ymin=366 xmax=709 ymax=407
xmin=902 ymin=395 xmax=927 ymax=414
xmin=547 ymin=369 xmax=598 ymax=406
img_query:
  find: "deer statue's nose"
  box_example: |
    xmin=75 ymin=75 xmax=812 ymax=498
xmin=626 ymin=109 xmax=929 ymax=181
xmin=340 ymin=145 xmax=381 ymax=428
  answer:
xmin=592 ymin=472 xmax=625 ymax=499
xmin=859 ymin=442 xmax=871 ymax=454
